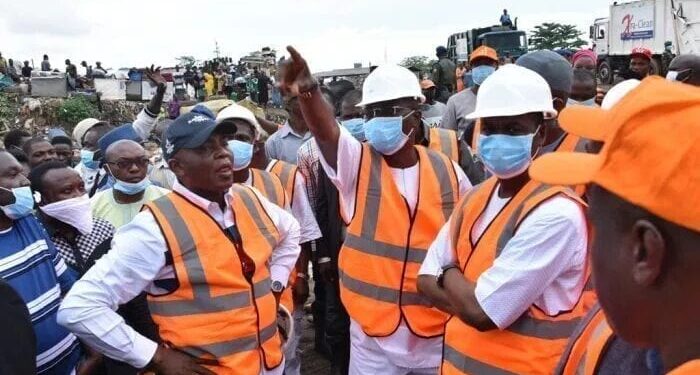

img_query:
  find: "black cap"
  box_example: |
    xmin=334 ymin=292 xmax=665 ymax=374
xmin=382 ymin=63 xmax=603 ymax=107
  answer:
xmin=436 ymin=46 xmax=448 ymax=56
xmin=162 ymin=112 xmax=233 ymax=160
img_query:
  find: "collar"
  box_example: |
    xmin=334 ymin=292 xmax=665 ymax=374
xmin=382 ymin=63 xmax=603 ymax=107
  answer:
xmin=278 ymin=121 xmax=311 ymax=140
xmin=172 ymin=180 xmax=233 ymax=212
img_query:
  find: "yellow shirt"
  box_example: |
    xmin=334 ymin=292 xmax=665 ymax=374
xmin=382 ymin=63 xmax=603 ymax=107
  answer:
xmin=669 ymin=360 xmax=700 ymax=374
xmin=91 ymin=185 xmax=169 ymax=229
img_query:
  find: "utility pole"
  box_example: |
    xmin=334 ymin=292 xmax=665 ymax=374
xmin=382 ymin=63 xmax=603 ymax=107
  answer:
xmin=214 ymin=40 xmax=221 ymax=60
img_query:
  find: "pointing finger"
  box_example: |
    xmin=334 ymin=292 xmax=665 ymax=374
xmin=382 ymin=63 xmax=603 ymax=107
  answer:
xmin=286 ymin=46 xmax=302 ymax=63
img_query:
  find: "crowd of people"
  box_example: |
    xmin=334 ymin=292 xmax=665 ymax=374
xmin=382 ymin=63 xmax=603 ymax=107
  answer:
xmin=1 ymin=39 xmax=700 ymax=375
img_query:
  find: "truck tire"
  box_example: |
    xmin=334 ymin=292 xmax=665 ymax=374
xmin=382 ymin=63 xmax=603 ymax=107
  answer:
xmin=650 ymin=57 xmax=662 ymax=77
xmin=598 ymin=59 xmax=614 ymax=85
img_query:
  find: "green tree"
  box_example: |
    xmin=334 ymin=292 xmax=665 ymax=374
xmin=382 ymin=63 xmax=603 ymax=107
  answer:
xmin=175 ymin=55 xmax=197 ymax=68
xmin=399 ymin=56 xmax=436 ymax=73
xmin=529 ymin=22 xmax=587 ymax=51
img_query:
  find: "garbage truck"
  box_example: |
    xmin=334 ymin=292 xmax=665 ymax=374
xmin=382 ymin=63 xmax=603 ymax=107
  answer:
xmin=447 ymin=21 xmax=528 ymax=63
xmin=590 ymin=0 xmax=700 ymax=83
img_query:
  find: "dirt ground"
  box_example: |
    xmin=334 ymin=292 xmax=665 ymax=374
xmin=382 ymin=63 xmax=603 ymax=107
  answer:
xmin=299 ymin=311 xmax=333 ymax=374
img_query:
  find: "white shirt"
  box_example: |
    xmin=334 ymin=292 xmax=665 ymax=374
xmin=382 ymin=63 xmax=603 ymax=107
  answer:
xmin=317 ymin=128 xmax=472 ymax=368
xmin=57 ymin=181 xmax=300 ymax=373
xmin=418 ymin=183 xmax=588 ymax=329
xmin=263 ymin=162 xmax=322 ymax=244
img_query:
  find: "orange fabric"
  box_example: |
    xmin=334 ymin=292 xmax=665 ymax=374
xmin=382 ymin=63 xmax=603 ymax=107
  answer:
xmin=669 ymin=360 xmax=700 ymax=374
xmin=248 ymin=167 xmax=296 ymax=314
xmin=145 ymin=187 xmax=283 ymax=373
xmin=471 ymin=119 xmax=481 ymax=153
xmin=250 ymin=168 xmax=287 ymax=208
xmin=530 ymin=77 xmax=700 ymax=232
xmin=340 ymin=144 xmax=459 ymax=337
xmin=470 ymin=46 xmax=498 ymax=64
xmin=269 ymin=159 xmax=298 ymax=203
xmin=556 ymin=304 xmax=613 ymax=375
xmin=428 ymin=127 xmax=459 ymax=162
xmin=442 ymin=177 xmax=595 ymax=375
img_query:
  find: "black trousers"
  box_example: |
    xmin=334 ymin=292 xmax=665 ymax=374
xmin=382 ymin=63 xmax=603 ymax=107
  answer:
xmin=324 ymin=275 xmax=350 ymax=375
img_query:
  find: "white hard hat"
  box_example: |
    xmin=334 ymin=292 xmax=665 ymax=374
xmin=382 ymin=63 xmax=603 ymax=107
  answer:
xmin=357 ymin=65 xmax=425 ymax=107
xmin=601 ymin=79 xmax=640 ymax=110
xmin=73 ymin=118 xmax=105 ymax=147
xmin=216 ymin=103 xmax=268 ymax=140
xmin=465 ymin=64 xmax=557 ymax=120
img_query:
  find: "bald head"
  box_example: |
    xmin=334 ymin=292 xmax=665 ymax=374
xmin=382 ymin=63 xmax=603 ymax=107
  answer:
xmin=105 ymin=139 xmax=145 ymax=161
xmin=668 ymin=54 xmax=700 ymax=86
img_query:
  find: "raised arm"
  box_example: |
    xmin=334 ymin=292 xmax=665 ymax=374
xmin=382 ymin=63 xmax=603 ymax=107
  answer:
xmin=278 ymin=46 xmax=341 ymax=169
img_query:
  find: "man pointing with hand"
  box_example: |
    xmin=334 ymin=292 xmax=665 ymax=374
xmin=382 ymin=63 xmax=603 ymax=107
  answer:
xmin=278 ymin=46 xmax=472 ymax=374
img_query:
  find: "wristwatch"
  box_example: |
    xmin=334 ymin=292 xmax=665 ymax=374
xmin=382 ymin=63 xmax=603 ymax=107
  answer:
xmin=271 ymin=280 xmax=285 ymax=293
xmin=437 ymin=264 xmax=460 ymax=288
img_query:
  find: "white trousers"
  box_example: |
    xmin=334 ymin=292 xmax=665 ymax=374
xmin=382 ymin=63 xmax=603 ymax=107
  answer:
xmin=282 ymin=305 xmax=304 ymax=375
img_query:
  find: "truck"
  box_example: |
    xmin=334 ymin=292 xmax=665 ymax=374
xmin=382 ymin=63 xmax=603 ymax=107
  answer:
xmin=447 ymin=22 xmax=528 ymax=63
xmin=590 ymin=0 xmax=700 ymax=83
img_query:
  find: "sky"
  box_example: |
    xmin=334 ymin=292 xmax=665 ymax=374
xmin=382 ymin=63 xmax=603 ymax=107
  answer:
xmin=1 ymin=0 xmax=613 ymax=73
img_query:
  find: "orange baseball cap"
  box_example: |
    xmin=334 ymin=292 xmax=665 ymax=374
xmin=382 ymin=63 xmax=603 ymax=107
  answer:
xmin=529 ymin=77 xmax=700 ymax=231
xmin=470 ymin=46 xmax=498 ymax=64
xmin=420 ymin=79 xmax=436 ymax=89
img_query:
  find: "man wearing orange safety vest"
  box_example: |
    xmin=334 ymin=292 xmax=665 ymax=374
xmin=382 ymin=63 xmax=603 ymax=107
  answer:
xmin=530 ymin=77 xmax=700 ymax=375
xmin=417 ymin=64 xmax=593 ymax=375
xmin=216 ymin=103 xmax=322 ymax=375
xmin=542 ymin=78 xmax=658 ymax=375
xmin=58 ymin=112 xmax=301 ymax=375
xmin=277 ymin=46 xmax=473 ymax=374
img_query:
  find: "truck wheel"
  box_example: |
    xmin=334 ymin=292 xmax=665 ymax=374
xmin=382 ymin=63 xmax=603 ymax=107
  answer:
xmin=650 ymin=57 xmax=663 ymax=77
xmin=598 ymin=60 xmax=613 ymax=85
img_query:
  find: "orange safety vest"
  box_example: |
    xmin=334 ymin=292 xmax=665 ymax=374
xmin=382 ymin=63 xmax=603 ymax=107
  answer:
xmin=442 ymin=177 xmax=597 ymax=375
xmin=339 ymin=144 xmax=459 ymax=337
xmin=555 ymin=133 xmax=588 ymax=153
xmin=250 ymin=168 xmax=287 ymax=208
xmin=247 ymin=168 xmax=296 ymax=314
xmin=428 ymin=127 xmax=459 ymax=162
xmin=145 ymin=186 xmax=284 ymax=374
xmin=268 ymin=159 xmax=298 ymax=203
xmin=555 ymin=304 xmax=614 ymax=375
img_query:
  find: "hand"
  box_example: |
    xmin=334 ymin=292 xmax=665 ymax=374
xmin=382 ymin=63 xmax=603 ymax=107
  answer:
xmin=319 ymin=262 xmax=337 ymax=284
xmin=148 ymin=346 xmax=217 ymax=375
xmin=76 ymin=345 xmax=102 ymax=375
xmin=292 ymin=277 xmax=310 ymax=305
xmin=145 ymin=64 xmax=167 ymax=91
xmin=277 ymin=46 xmax=317 ymax=97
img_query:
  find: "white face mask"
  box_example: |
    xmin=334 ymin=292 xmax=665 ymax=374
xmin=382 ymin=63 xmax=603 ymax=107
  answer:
xmin=40 ymin=195 xmax=94 ymax=235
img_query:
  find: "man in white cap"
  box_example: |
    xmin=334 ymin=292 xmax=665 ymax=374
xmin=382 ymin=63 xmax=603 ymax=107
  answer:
xmin=216 ymin=103 xmax=321 ymax=375
xmin=278 ymin=46 xmax=472 ymax=374
xmin=417 ymin=64 xmax=592 ymax=375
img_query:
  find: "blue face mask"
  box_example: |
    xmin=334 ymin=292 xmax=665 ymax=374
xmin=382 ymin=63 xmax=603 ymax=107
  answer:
xmin=341 ymin=118 xmax=365 ymax=141
xmin=112 ymin=176 xmax=152 ymax=195
xmin=0 ymin=186 xmax=35 ymax=219
xmin=567 ymin=97 xmax=597 ymax=107
xmin=363 ymin=112 xmax=414 ymax=155
xmin=80 ymin=149 xmax=99 ymax=170
xmin=478 ymin=128 xmax=539 ymax=179
xmin=472 ymin=65 xmax=496 ymax=86
xmin=227 ymin=140 xmax=254 ymax=171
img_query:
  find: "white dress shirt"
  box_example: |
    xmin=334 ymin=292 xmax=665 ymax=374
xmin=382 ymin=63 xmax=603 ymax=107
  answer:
xmin=418 ymin=183 xmax=588 ymax=329
xmin=317 ymin=128 xmax=472 ymax=369
xmin=264 ymin=162 xmax=322 ymax=244
xmin=57 ymin=181 xmax=300 ymax=373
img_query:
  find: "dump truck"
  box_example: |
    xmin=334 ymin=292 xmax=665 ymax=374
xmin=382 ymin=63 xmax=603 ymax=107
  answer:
xmin=447 ymin=22 xmax=528 ymax=63
xmin=590 ymin=0 xmax=700 ymax=83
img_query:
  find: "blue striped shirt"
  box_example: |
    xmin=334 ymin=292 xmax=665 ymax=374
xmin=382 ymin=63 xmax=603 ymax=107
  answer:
xmin=0 ymin=215 xmax=81 ymax=374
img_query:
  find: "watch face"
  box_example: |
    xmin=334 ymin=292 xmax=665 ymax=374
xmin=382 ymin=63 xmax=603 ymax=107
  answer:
xmin=271 ymin=281 xmax=284 ymax=292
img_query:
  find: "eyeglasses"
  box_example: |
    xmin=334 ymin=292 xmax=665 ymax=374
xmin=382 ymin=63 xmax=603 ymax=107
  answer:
xmin=364 ymin=106 xmax=415 ymax=121
xmin=106 ymin=157 xmax=150 ymax=169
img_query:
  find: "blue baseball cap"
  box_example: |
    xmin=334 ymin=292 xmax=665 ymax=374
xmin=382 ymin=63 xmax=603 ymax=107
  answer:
xmin=162 ymin=112 xmax=234 ymax=160
xmin=98 ymin=123 xmax=140 ymax=155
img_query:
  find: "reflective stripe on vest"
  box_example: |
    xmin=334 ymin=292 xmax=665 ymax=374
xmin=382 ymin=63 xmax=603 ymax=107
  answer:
xmin=556 ymin=133 xmax=588 ymax=153
xmin=269 ymin=159 xmax=297 ymax=202
xmin=250 ymin=168 xmax=287 ymax=208
xmin=442 ymin=177 xmax=594 ymax=375
xmin=145 ymin=188 xmax=283 ymax=372
xmin=339 ymin=144 xmax=458 ymax=337
xmin=555 ymin=304 xmax=613 ymax=375
xmin=429 ymin=127 xmax=459 ymax=162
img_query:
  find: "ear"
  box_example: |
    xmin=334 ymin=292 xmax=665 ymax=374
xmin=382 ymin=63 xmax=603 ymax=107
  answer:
xmin=168 ymin=158 xmax=184 ymax=180
xmin=553 ymin=97 xmax=567 ymax=113
xmin=532 ymin=123 xmax=548 ymax=155
xmin=631 ymin=220 xmax=666 ymax=287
